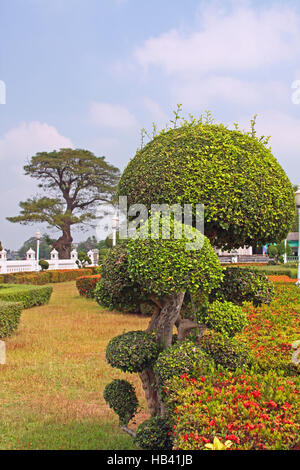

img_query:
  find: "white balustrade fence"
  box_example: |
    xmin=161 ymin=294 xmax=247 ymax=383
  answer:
xmin=0 ymin=248 xmax=99 ymax=274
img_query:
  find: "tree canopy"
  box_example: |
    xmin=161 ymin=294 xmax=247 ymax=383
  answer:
xmin=117 ymin=121 xmax=295 ymax=249
xmin=7 ymin=149 xmax=120 ymax=258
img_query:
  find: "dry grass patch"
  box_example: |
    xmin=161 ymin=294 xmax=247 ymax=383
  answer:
xmin=0 ymin=281 xmax=149 ymax=449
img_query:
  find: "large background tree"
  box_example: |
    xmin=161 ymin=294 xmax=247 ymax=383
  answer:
xmin=7 ymin=149 xmax=120 ymax=258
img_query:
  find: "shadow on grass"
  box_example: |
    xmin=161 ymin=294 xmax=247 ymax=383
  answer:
xmin=0 ymin=420 xmax=139 ymax=450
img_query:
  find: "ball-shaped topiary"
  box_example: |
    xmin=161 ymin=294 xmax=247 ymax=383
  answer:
xmin=134 ymin=416 xmax=173 ymax=450
xmin=106 ymin=330 xmax=161 ymax=373
xmin=199 ymin=330 xmax=252 ymax=370
xmin=127 ymin=213 xmax=223 ymax=298
xmin=117 ymin=122 xmax=295 ymax=249
xmin=196 ymin=300 xmax=247 ymax=337
xmin=103 ymin=379 xmax=138 ymax=426
xmin=154 ymin=341 xmax=213 ymax=389
xmin=94 ymin=242 xmax=145 ymax=313
xmin=210 ymin=267 xmax=274 ymax=306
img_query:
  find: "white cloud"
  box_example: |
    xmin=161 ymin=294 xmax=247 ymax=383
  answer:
xmin=134 ymin=5 xmax=300 ymax=76
xmin=0 ymin=121 xmax=73 ymax=163
xmin=90 ymin=102 xmax=138 ymax=130
xmin=174 ymin=76 xmax=289 ymax=109
xmin=143 ymin=97 xmax=169 ymax=125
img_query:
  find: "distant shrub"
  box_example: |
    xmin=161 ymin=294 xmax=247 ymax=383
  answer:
xmin=104 ymin=379 xmax=138 ymax=426
xmin=134 ymin=416 xmax=173 ymax=450
xmin=76 ymin=275 xmax=101 ymax=298
xmin=197 ymin=300 xmax=247 ymax=337
xmin=0 ymin=300 xmax=22 ymax=339
xmin=39 ymin=259 xmax=49 ymax=271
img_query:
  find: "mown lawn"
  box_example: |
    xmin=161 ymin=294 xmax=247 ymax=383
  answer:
xmin=0 ymin=281 xmax=149 ymax=450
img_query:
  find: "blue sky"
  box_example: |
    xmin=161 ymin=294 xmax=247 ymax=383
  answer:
xmin=1 ymin=0 xmax=300 ymax=248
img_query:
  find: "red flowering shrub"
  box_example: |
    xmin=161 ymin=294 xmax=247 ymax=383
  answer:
xmin=76 ymin=275 xmax=101 ymax=298
xmin=166 ymin=369 xmax=299 ymax=450
xmin=237 ymin=283 xmax=300 ymax=375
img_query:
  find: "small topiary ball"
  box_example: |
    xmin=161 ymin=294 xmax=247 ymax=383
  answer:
xmin=106 ymin=330 xmax=161 ymax=373
xmin=197 ymin=300 xmax=247 ymax=337
xmin=199 ymin=330 xmax=251 ymax=370
xmin=154 ymin=341 xmax=213 ymax=389
xmin=103 ymin=379 xmax=138 ymax=426
xmin=210 ymin=267 xmax=274 ymax=306
xmin=134 ymin=416 xmax=173 ymax=450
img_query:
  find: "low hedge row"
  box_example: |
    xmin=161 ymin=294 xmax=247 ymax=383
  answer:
xmin=0 ymin=268 xmax=98 ymax=286
xmin=0 ymin=284 xmax=53 ymax=309
xmin=0 ymin=300 xmax=22 ymax=339
xmin=76 ymin=275 xmax=102 ymax=298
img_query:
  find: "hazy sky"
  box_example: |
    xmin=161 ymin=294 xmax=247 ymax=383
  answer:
xmin=1 ymin=0 xmax=300 ymax=249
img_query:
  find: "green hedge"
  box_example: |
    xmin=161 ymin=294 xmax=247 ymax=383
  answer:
xmin=0 ymin=284 xmax=53 ymax=309
xmin=0 ymin=268 xmax=99 ymax=286
xmin=0 ymin=301 xmax=22 ymax=339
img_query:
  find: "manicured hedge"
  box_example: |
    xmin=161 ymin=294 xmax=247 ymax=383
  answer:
xmin=76 ymin=275 xmax=101 ymax=298
xmin=0 ymin=300 xmax=22 ymax=339
xmin=0 ymin=284 xmax=53 ymax=309
xmin=0 ymin=268 xmax=98 ymax=286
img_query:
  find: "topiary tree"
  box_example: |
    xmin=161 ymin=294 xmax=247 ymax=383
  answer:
xmin=117 ymin=118 xmax=295 ymax=249
xmin=102 ymin=114 xmax=295 ymax=448
xmin=103 ymin=215 xmax=223 ymax=423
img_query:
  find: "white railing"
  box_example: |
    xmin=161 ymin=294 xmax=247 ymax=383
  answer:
xmin=0 ymin=248 xmax=99 ymax=274
xmin=286 ymin=256 xmax=299 ymax=264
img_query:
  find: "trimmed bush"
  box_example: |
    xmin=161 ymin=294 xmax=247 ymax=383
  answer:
xmin=106 ymin=330 xmax=161 ymax=373
xmin=0 ymin=301 xmax=22 ymax=339
xmin=117 ymin=121 xmax=295 ymax=250
xmin=199 ymin=331 xmax=251 ymax=370
xmin=166 ymin=369 xmax=300 ymax=450
xmin=211 ymin=267 xmax=274 ymax=306
xmin=103 ymin=379 xmax=138 ymax=426
xmin=0 ymin=268 xmax=98 ymax=286
xmin=134 ymin=416 xmax=173 ymax=450
xmin=154 ymin=341 xmax=213 ymax=389
xmin=76 ymin=275 xmax=101 ymax=298
xmin=95 ymin=243 xmax=145 ymax=313
xmin=39 ymin=259 xmax=49 ymax=271
xmin=197 ymin=300 xmax=247 ymax=337
xmin=0 ymin=284 xmax=52 ymax=309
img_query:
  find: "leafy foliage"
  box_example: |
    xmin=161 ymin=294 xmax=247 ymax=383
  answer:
xmin=76 ymin=251 xmax=92 ymax=268
xmin=154 ymin=341 xmax=213 ymax=389
xmin=127 ymin=214 xmax=223 ymax=298
xmin=94 ymin=243 xmax=145 ymax=313
xmin=103 ymin=379 xmax=138 ymax=426
xmin=197 ymin=301 xmax=247 ymax=337
xmin=106 ymin=330 xmax=161 ymax=373
xmin=199 ymin=331 xmax=251 ymax=370
xmin=166 ymin=368 xmax=300 ymax=450
xmin=0 ymin=284 xmax=52 ymax=309
xmin=211 ymin=267 xmax=274 ymax=307
xmin=39 ymin=259 xmax=49 ymax=271
xmin=117 ymin=120 xmax=295 ymax=249
xmin=0 ymin=300 xmax=22 ymax=339
xmin=134 ymin=416 xmax=173 ymax=450
xmin=76 ymin=275 xmax=101 ymax=298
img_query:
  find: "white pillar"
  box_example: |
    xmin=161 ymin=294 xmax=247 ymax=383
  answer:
xmin=0 ymin=249 xmax=7 ymax=274
xmin=50 ymin=249 xmax=59 ymax=270
xmin=26 ymin=248 xmax=36 ymax=271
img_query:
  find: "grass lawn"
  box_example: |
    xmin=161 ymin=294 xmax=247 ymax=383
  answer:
xmin=0 ymin=281 xmax=149 ymax=450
